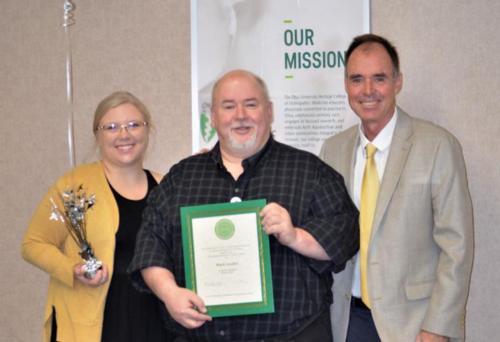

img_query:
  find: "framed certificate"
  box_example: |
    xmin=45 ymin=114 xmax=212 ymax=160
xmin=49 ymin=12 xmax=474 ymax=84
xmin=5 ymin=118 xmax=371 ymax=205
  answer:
xmin=180 ymin=199 xmax=274 ymax=317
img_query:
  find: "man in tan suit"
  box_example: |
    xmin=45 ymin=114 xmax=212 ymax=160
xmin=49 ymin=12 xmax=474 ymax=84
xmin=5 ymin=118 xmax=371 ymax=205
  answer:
xmin=320 ymin=34 xmax=473 ymax=341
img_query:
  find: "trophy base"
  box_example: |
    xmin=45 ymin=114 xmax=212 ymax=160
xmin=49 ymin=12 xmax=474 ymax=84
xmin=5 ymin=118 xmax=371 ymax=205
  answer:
xmin=82 ymin=257 xmax=103 ymax=279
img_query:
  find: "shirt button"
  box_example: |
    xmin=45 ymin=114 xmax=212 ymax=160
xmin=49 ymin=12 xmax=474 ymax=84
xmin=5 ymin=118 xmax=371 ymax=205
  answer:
xmin=234 ymin=188 xmax=240 ymax=193
xmin=218 ymin=329 xmax=226 ymax=336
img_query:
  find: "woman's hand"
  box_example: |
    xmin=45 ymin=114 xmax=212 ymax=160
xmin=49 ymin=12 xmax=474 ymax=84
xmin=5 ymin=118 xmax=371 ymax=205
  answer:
xmin=73 ymin=263 xmax=109 ymax=287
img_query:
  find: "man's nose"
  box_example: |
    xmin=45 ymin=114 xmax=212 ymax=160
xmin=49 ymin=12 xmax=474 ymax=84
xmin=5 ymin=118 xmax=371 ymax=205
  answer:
xmin=235 ymin=104 xmax=247 ymax=118
xmin=362 ymin=79 xmax=373 ymax=94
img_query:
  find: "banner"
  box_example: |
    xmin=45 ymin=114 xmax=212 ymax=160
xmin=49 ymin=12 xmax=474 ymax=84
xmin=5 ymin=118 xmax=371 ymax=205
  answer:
xmin=192 ymin=0 xmax=370 ymax=155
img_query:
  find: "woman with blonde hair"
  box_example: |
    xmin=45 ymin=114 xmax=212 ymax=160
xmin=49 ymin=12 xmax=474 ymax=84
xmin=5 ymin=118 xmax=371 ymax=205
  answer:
xmin=22 ymin=91 xmax=167 ymax=341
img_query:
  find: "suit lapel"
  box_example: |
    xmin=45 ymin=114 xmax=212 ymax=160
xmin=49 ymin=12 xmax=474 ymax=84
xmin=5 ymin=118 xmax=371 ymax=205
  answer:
xmin=371 ymin=109 xmax=413 ymax=238
xmin=343 ymin=128 xmax=359 ymax=198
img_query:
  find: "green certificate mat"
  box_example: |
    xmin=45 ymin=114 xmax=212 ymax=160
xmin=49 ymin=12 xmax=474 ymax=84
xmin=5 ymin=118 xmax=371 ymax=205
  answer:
xmin=180 ymin=199 xmax=274 ymax=317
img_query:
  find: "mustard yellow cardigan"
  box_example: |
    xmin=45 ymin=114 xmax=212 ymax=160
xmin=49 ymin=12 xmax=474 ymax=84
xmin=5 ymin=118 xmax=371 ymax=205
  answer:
xmin=22 ymin=162 xmax=118 ymax=342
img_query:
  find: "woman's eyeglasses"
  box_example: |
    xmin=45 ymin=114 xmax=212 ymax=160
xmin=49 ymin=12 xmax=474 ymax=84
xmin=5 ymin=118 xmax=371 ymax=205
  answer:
xmin=95 ymin=120 xmax=148 ymax=134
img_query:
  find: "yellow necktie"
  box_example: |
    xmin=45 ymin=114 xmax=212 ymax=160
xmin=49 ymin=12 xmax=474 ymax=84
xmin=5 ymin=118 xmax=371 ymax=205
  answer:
xmin=360 ymin=143 xmax=379 ymax=308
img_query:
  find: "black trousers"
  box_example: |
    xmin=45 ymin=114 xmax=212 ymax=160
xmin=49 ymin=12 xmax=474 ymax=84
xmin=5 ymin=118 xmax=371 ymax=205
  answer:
xmin=173 ymin=309 xmax=333 ymax=342
xmin=270 ymin=309 xmax=332 ymax=342
xmin=346 ymin=297 xmax=380 ymax=342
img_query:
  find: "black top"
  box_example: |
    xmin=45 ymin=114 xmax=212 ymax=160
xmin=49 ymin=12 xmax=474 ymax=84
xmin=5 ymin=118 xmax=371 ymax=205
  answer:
xmin=101 ymin=170 xmax=167 ymax=342
xmin=129 ymin=137 xmax=359 ymax=341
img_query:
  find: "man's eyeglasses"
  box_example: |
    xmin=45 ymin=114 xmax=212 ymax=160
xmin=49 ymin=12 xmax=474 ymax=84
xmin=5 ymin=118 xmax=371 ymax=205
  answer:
xmin=95 ymin=120 xmax=148 ymax=134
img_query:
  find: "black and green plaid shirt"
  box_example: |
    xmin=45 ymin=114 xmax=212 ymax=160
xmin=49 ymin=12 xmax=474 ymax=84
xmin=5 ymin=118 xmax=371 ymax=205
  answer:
xmin=129 ymin=137 xmax=358 ymax=341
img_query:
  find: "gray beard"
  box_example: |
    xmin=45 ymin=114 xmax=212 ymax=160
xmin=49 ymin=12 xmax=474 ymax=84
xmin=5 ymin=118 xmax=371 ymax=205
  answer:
xmin=227 ymin=131 xmax=257 ymax=153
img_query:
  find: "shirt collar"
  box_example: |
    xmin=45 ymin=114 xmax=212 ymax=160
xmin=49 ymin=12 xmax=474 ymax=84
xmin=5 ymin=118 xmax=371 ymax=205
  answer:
xmin=358 ymin=108 xmax=398 ymax=154
xmin=242 ymin=135 xmax=273 ymax=169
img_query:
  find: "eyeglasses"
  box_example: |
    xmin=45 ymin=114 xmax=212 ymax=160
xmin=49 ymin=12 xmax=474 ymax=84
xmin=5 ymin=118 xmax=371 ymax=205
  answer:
xmin=95 ymin=120 xmax=148 ymax=134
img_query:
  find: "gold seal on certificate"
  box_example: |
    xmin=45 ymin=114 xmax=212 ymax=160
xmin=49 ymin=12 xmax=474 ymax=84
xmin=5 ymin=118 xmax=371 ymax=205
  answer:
xmin=180 ymin=199 xmax=274 ymax=317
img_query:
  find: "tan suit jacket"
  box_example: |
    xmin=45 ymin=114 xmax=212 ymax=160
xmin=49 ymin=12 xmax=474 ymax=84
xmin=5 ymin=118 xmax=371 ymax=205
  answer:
xmin=320 ymin=109 xmax=473 ymax=341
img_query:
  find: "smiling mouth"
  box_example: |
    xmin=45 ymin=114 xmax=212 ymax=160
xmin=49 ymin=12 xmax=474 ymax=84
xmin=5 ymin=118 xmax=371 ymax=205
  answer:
xmin=362 ymin=100 xmax=378 ymax=106
xmin=232 ymin=126 xmax=253 ymax=134
xmin=359 ymin=97 xmax=381 ymax=108
xmin=116 ymin=144 xmax=134 ymax=151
